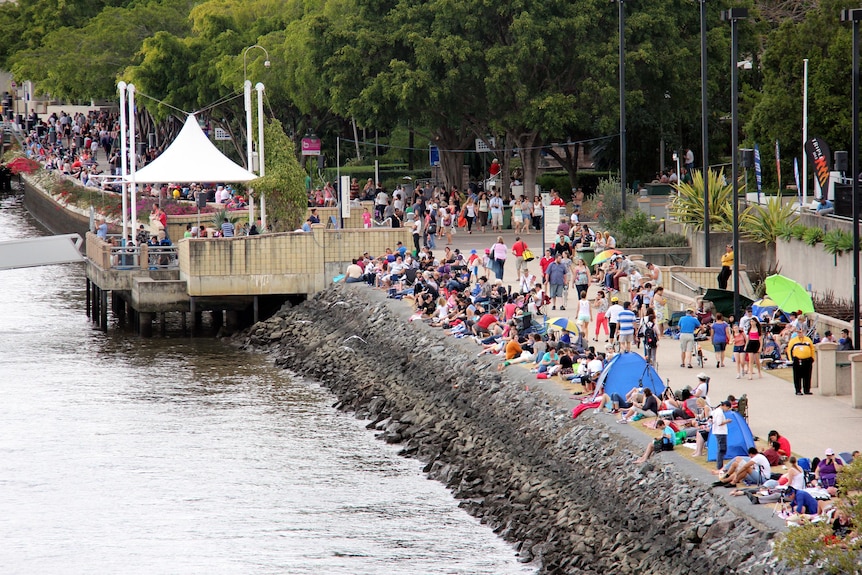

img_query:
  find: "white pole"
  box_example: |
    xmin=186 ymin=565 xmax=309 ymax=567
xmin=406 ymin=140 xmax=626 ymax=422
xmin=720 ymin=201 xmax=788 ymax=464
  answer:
xmin=118 ymin=82 xmax=128 ymax=237
xmin=337 ymin=136 xmax=341 ymax=223
xmin=244 ymin=80 xmax=253 ymax=172
xmin=128 ymin=84 xmax=138 ymax=235
xmin=256 ymin=83 xmax=265 ymax=177
xmin=803 ymin=58 xmax=809 ymax=206
xmin=260 ymin=192 xmax=266 ymax=232
xmin=256 ymin=82 xmax=265 ymax=232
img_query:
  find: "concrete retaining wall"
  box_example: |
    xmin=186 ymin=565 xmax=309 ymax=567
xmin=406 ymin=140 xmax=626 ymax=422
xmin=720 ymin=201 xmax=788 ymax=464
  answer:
xmin=236 ymin=285 xmax=802 ymax=575
xmin=775 ymin=238 xmax=853 ymax=303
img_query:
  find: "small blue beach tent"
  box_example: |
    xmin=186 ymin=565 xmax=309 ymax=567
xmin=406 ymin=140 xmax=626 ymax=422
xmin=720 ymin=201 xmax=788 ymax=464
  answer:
xmin=596 ymin=353 xmax=665 ymax=399
xmin=707 ymin=410 xmax=756 ymax=462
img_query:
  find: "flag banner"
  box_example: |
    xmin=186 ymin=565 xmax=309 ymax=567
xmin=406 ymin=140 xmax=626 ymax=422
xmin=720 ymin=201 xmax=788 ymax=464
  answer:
xmin=805 ymin=137 xmax=832 ymax=195
xmin=775 ymin=140 xmax=781 ymax=191
xmin=794 ymin=157 xmax=802 ymax=206
xmin=754 ymin=144 xmax=762 ymax=193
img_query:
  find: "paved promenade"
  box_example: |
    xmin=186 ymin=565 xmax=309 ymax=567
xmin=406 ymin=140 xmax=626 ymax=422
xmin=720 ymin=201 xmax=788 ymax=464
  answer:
xmin=446 ymin=227 xmax=862 ymax=461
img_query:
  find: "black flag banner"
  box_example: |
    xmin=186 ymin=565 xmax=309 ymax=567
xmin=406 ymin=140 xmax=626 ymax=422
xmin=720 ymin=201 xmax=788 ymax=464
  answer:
xmin=805 ymin=137 xmax=832 ymax=197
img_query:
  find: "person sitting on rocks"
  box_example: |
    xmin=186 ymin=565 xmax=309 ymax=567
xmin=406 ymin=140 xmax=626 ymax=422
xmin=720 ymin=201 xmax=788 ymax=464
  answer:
xmin=617 ymin=387 xmax=658 ymax=424
xmin=712 ymin=447 xmax=771 ymax=487
xmin=634 ymin=419 xmax=676 ymax=463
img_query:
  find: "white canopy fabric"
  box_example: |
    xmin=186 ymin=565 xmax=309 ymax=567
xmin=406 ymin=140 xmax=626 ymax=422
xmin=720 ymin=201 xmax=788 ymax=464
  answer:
xmin=127 ymin=114 xmax=256 ymax=184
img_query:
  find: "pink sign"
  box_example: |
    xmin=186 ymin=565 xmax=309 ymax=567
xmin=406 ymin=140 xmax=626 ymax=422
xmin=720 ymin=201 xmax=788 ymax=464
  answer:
xmin=301 ymin=137 xmax=321 ymax=156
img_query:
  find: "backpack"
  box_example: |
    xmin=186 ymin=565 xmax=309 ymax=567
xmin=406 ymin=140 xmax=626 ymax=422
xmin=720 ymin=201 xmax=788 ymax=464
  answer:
xmin=644 ymin=322 xmax=658 ymax=348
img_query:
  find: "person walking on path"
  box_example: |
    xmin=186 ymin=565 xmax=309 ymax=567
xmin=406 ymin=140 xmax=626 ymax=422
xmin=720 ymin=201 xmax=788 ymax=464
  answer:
xmin=717 ymin=244 xmax=733 ymax=290
xmin=490 ymin=236 xmax=508 ymax=280
xmin=711 ymin=313 xmax=731 ymax=368
xmin=511 ymin=236 xmax=529 ymax=277
xmin=577 ymin=290 xmax=591 ymax=336
xmin=732 ymin=324 xmax=747 ymax=379
xmin=616 ymin=301 xmax=637 ymax=353
xmin=787 ymin=327 xmax=815 ymax=395
xmin=745 ymin=317 xmax=764 ymax=380
xmin=489 ymin=191 xmax=504 ymax=232
xmin=544 ymin=254 xmax=568 ymax=311
xmin=678 ymin=308 xmax=701 ymax=368
xmin=593 ymin=290 xmax=610 ymax=342
xmin=606 ymin=296 xmax=624 ymax=341
xmin=573 ymin=258 xmax=590 ymax=300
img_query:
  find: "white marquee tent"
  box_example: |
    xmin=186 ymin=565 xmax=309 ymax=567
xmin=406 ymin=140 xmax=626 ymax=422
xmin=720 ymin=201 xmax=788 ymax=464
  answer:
xmin=128 ymin=114 xmax=256 ymax=184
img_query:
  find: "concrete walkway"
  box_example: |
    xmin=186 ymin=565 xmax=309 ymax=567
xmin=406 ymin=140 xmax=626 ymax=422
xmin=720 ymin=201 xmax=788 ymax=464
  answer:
xmin=447 ymin=227 xmax=862 ymax=461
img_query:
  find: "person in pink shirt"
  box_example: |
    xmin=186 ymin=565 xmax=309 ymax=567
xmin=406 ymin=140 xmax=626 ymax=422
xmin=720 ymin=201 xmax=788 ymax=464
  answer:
xmin=362 ymin=207 xmax=372 ymax=229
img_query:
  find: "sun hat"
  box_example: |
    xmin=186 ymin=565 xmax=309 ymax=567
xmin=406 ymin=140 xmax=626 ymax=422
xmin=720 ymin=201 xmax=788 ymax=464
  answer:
xmin=825 ymin=448 xmax=835 ymax=456
xmin=611 ymin=296 xmax=619 ymax=302
xmin=697 ymin=372 xmax=709 ymax=381
xmin=470 ymin=249 xmax=477 ymax=254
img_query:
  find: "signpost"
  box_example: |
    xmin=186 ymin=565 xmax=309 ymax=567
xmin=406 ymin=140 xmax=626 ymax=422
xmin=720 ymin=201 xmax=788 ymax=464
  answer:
xmin=301 ymin=136 xmax=321 ymax=156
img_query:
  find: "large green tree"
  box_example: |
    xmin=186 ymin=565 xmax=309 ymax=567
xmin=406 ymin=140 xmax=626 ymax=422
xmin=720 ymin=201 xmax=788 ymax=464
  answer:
xmin=7 ymin=0 xmax=193 ymax=102
xmin=747 ymin=0 xmax=855 ymax=190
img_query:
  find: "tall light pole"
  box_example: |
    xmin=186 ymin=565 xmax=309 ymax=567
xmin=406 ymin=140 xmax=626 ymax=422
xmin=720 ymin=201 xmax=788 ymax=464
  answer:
xmin=613 ymin=0 xmax=627 ymax=211
xmin=841 ymin=9 xmax=862 ymax=350
xmin=721 ymin=7 xmax=747 ymax=318
xmin=243 ymin=44 xmax=270 ymax=229
xmin=700 ymin=0 xmax=711 ymax=267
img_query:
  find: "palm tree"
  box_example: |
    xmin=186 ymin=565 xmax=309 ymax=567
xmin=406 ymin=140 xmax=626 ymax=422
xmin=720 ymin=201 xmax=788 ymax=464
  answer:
xmin=668 ymin=169 xmax=735 ymax=232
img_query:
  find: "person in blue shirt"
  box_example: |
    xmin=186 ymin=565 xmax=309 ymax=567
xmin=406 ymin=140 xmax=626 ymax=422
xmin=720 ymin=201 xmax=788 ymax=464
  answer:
xmin=616 ymin=301 xmax=637 ymax=353
xmin=634 ymin=418 xmax=676 ymax=463
xmin=678 ymin=308 xmax=701 ymax=368
xmin=785 ymin=487 xmax=821 ymax=516
xmin=95 ymin=219 xmax=108 ymax=240
xmin=816 ymin=196 xmax=834 ymax=215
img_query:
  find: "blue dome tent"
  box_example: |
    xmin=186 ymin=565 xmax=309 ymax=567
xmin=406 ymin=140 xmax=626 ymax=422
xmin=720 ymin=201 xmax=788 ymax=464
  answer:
xmin=707 ymin=410 xmax=756 ymax=462
xmin=596 ymin=353 xmax=665 ymax=399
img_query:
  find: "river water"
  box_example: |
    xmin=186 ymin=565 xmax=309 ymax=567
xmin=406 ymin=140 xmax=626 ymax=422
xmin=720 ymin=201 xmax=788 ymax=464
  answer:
xmin=0 ymin=192 xmax=533 ymax=574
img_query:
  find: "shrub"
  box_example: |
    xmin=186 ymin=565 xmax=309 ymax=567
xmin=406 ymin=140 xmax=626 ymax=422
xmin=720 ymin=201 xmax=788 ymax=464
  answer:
xmin=802 ymin=227 xmax=824 ymax=246
xmin=823 ymin=229 xmax=854 ymax=255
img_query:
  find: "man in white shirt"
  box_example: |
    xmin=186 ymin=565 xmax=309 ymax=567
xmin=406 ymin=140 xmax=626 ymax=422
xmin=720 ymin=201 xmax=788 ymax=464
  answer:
xmin=375 ymin=188 xmax=389 ymax=220
xmin=714 ymin=447 xmax=772 ymax=487
xmin=606 ymin=296 xmax=624 ymax=340
xmin=489 ymin=191 xmax=504 ymax=232
xmin=710 ymin=401 xmax=731 ymax=470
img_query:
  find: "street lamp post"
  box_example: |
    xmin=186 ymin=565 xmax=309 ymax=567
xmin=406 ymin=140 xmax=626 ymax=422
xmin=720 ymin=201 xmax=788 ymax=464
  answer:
xmin=613 ymin=0 xmax=627 ymax=212
xmin=700 ymin=0 xmax=711 ymax=267
xmin=841 ymin=8 xmax=862 ymax=350
xmin=243 ymin=44 xmax=270 ymax=230
xmin=721 ymin=7 xmax=747 ymax=318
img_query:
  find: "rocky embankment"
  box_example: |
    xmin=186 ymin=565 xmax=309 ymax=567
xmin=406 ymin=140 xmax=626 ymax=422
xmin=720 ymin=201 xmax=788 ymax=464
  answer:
xmin=236 ymin=285 xmax=800 ymax=574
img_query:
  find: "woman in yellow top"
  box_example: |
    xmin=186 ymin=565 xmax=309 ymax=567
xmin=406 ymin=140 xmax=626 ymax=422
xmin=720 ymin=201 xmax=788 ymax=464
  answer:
xmin=787 ymin=327 xmax=815 ymax=395
xmin=717 ymin=244 xmax=733 ymax=289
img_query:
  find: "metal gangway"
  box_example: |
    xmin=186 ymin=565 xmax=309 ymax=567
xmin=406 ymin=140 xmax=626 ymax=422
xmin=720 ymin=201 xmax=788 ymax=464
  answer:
xmin=0 ymin=234 xmax=85 ymax=271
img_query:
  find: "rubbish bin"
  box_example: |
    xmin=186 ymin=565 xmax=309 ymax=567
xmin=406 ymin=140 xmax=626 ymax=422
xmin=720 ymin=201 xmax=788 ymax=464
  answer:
xmin=576 ymin=247 xmax=595 ymax=268
xmin=503 ymin=205 xmax=512 ymax=229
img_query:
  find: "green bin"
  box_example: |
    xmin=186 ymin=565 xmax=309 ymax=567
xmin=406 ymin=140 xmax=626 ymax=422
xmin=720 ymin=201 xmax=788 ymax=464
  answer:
xmin=576 ymin=247 xmax=594 ymax=268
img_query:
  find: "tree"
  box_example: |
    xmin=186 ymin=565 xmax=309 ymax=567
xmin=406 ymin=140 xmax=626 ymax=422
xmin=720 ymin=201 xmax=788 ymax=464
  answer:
xmin=747 ymin=0 xmax=854 ymax=190
xmin=7 ymin=0 xmax=193 ymax=102
xmin=252 ymin=118 xmax=307 ymax=231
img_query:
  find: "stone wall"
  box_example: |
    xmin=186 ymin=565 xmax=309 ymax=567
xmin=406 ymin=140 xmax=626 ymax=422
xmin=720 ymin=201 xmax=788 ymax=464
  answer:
xmin=236 ymin=285 xmax=804 ymax=575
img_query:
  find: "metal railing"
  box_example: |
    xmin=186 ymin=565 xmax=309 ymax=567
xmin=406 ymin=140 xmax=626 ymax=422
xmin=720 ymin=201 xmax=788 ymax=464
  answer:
xmin=106 ymin=244 xmax=178 ymax=270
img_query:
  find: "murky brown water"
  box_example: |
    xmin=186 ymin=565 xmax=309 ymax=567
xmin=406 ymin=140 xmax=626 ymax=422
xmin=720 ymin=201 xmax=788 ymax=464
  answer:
xmin=0 ymin=192 xmax=534 ymax=574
